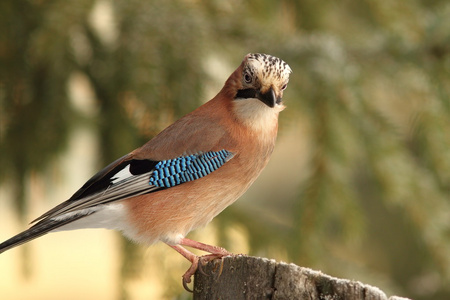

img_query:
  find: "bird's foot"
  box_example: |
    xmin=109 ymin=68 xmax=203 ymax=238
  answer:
xmin=197 ymin=253 xmax=227 ymax=279
xmin=167 ymin=238 xmax=234 ymax=292
xmin=181 ymin=255 xmax=199 ymax=292
xmin=196 ymin=253 xmax=220 ymax=272
xmin=181 ymin=253 xmax=230 ymax=292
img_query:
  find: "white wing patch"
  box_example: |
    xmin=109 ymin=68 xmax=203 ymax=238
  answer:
xmin=111 ymin=165 xmax=133 ymax=184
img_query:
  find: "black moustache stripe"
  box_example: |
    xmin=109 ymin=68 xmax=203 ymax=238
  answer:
xmin=235 ymin=88 xmax=258 ymax=99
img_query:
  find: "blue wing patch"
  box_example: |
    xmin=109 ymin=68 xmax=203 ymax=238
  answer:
xmin=149 ymin=149 xmax=234 ymax=188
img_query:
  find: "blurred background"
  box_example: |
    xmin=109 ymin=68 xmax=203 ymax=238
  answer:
xmin=1 ymin=0 xmax=449 ymax=299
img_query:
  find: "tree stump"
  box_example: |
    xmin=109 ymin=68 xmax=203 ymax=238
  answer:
xmin=193 ymin=255 xmax=410 ymax=300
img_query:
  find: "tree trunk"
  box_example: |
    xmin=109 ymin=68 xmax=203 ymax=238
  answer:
xmin=193 ymin=255 xmax=410 ymax=300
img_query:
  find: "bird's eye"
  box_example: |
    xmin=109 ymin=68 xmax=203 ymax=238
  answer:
xmin=281 ymin=83 xmax=287 ymax=91
xmin=244 ymin=73 xmax=252 ymax=84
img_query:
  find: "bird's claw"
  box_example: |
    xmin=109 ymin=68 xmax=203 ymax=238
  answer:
xmin=197 ymin=258 xmax=208 ymax=276
xmin=182 ymin=276 xmax=193 ymax=293
xmin=181 ymin=253 xmax=231 ymax=292
xmin=181 ymin=256 xmax=199 ymax=292
xmin=199 ymin=254 xmax=230 ymax=279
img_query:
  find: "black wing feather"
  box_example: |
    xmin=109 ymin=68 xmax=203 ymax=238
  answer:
xmin=31 ymin=154 xmax=159 ymax=224
xmin=70 ymin=154 xmax=132 ymax=201
xmin=0 ymin=213 xmax=89 ymax=253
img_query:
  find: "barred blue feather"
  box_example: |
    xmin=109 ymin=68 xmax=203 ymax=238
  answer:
xmin=149 ymin=150 xmax=234 ymax=188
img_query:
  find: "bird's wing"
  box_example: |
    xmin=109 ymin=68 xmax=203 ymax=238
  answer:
xmin=31 ymin=149 xmax=235 ymax=224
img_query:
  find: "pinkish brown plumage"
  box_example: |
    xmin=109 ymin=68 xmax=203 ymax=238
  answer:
xmin=0 ymin=53 xmax=291 ymax=290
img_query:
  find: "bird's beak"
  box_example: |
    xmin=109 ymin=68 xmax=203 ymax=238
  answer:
xmin=257 ymin=87 xmax=280 ymax=108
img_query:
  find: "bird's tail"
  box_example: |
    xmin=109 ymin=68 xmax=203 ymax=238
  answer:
xmin=0 ymin=214 xmax=85 ymax=254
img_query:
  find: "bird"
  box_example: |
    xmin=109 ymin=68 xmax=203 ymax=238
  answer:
xmin=0 ymin=53 xmax=291 ymax=290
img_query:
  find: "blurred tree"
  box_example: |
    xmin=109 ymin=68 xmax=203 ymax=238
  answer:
xmin=0 ymin=0 xmax=449 ymax=299
xmin=0 ymin=0 xmax=77 ymax=277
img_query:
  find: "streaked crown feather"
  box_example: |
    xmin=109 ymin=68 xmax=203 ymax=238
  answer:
xmin=244 ymin=53 xmax=291 ymax=83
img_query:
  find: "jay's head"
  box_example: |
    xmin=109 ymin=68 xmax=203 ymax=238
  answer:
xmin=235 ymin=53 xmax=291 ymax=108
xmin=227 ymin=53 xmax=291 ymax=130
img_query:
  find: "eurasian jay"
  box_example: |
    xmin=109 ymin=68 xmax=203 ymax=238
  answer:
xmin=0 ymin=53 xmax=291 ymax=289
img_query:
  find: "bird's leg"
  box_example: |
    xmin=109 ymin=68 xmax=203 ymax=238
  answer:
xmin=178 ymin=237 xmax=232 ymax=256
xmin=168 ymin=244 xmax=199 ymax=292
xmin=168 ymin=238 xmax=233 ymax=292
xmin=178 ymin=238 xmax=232 ymax=281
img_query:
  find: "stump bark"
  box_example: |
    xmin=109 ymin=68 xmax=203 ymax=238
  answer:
xmin=193 ymin=255 xmax=410 ymax=300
